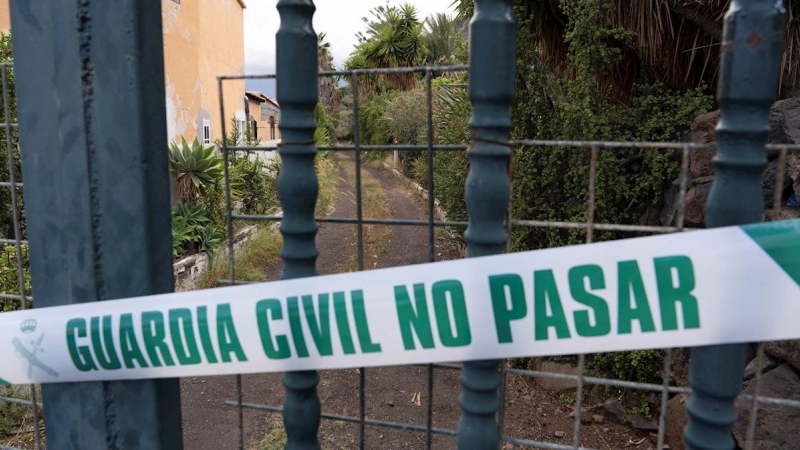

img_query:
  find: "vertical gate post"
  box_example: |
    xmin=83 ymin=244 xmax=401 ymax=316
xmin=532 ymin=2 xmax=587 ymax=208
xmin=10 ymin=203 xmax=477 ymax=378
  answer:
xmin=459 ymin=0 xmax=516 ymax=448
xmin=684 ymin=1 xmax=786 ymax=449
xmin=8 ymin=0 xmax=182 ymax=448
xmin=276 ymin=1 xmax=322 ymax=449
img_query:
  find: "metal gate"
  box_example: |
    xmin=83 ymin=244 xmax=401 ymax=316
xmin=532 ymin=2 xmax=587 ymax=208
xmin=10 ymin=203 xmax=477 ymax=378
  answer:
xmin=2 ymin=0 xmax=799 ymax=449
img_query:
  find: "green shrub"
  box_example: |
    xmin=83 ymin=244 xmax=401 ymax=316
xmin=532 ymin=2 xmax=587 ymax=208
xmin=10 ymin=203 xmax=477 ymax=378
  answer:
xmin=429 ymin=82 xmax=471 ymax=222
xmin=314 ymin=103 xmax=338 ymax=146
xmin=359 ymin=91 xmax=397 ymax=146
xmin=385 ymin=88 xmax=427 ymax=146
xmin=586 ymin=350 xmax=666 ymax=384
xmin=196 ymin=180 xmax=226 ymax=228
xmin=506 ymin=0 xmax=713 ymax=252
xmin=586 ymin=350 xmax=666 ymax=418
xmin=410 ymin=155 xmax=429 ymax=188
xmin=229 ymin=157 xmax=278 ymax=216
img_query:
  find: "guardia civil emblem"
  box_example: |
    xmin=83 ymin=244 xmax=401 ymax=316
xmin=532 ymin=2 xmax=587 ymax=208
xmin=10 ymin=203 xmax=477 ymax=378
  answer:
xmin=13 ymin=318 xmax=59 ymax=379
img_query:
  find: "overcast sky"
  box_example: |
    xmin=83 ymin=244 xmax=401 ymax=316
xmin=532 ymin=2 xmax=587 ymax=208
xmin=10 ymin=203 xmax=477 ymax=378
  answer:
xmin=244 ymin=0 xmax=457 ymax=97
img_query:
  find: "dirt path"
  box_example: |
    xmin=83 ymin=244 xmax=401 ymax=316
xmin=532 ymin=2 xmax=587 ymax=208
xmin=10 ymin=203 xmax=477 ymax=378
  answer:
xmin=181 ymin=155 xmax=653 ymax=450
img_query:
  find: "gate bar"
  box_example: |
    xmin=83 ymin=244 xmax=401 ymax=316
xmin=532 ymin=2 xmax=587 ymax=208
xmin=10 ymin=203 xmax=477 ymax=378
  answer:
xmin=684 ymin=1 xmax=787 ymax=449
xmin=459 ymin=0 xmax=517 ymax=448
xmin=9 ymin=0 xmax=183 ymax=448
xmin=276 ymin=1 xmax=323 ymax=449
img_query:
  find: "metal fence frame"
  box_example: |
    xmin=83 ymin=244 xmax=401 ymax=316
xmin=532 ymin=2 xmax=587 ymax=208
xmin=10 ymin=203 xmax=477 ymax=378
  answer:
xmin=1 ymin=0 xmax=797 ymax=449
xmin=215 ymin=67 xmax=800 ymax=449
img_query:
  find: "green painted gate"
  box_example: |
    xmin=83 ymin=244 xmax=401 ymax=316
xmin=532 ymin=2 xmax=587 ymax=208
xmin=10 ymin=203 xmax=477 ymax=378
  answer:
xmin=0 ymin=0 xmax=796 ymax=449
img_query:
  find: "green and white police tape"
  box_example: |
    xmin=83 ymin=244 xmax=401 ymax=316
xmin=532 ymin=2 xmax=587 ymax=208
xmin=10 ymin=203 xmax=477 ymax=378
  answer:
xmin=1 ymin=219 xmax=798 ymax=385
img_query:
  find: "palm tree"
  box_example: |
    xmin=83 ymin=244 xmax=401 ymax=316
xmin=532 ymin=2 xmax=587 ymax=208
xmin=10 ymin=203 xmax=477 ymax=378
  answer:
xmin=345 ymin=3 xmax=428 ymax=93
xmin=451 ymin=0 xmax=799 ymax=101
xmin=318 ymin=33 xmax=340 ymax=116
xmin=423 ymin=13 xmax=466 ymax=66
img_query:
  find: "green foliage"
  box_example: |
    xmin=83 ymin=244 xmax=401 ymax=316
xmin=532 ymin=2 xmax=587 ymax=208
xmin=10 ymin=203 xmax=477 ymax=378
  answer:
xmin=220 ymin=117 xmax=260 ymax=148
xmin=385 ymin=88 xmax=427 ymax=146
xmin=171 ymin=216 xmax=192 ymax=257
xmin=0 ymin=244 xmax=31 ymax=312
xmin=429 ymin=82 xmax=471 ymax=221
xmin=587 ymin=350 xmax=666 ymax=384
xmin=586 ymin=349 xmax=665 ymax=417
xmin=196 ymin=180 xmax=226 ymax=228
xmin=314 ymin=102 xmax=338 ymax=147
xmin=423 ymin=13 xmax=467 ymax=66
xmin=410 ymin=156 xmax=429 ymax=188
xmin=0 ymin=33 xmax=24 ymax=241
xmin=507 ymin=0 xmax=713 ymax=251
xmin=558 ymin=392 xmax=576 ymax=405
xmin=169 ymin=137 xmax=224 ymax=202
xmin=223 ymin=115 xmax=282 ymax=216
xmin=0 ymin=35 xmax=25 ymax=311
xmin=171 ymin=204 xmax=223 ymax=256
xmin=230 ymin=157 xmax=278 ymax=216
xmin=359 ymin=91 xmax=397 ymax=146
xmin=346 ymin=3 xmax=427 ymax=93
xmin=198 ymin=223 xmax=224 ymax=254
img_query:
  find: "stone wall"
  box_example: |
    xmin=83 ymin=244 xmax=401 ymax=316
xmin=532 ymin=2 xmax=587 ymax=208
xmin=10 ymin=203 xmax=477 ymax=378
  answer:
xmin=660 ymin=97 xmax=800 ymax=228
xmin=173 ymin=225 xmax=257 ymax=291
xmin=664 ymin=96 xmax=800 ymax=449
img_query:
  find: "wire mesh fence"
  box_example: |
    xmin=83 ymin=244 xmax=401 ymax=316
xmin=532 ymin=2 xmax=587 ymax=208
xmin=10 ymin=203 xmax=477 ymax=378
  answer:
xmin=212 ymin=65 xmax=800 ymax=450
xmin=0 ymin=61 xmax=42 ymax=450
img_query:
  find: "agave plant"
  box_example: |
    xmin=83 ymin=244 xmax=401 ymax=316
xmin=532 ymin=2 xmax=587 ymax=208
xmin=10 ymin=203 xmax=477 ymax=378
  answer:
xmin=198 ymin=223 xmax=225 ymax=255
xmin=169 ymin=137 xmax=224 ymax=202
xmin=171 ymin=204 xmax=216 ymax=257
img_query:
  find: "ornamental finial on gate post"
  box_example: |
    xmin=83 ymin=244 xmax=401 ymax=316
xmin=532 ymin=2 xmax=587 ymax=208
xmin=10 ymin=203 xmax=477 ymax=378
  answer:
xmin=459 ymin=0 xmax=516 ymax=448
xmin=684 ymin=1 xmax=786 ymax=449
xmin=276 ymin=0 xmax=322 ymax=449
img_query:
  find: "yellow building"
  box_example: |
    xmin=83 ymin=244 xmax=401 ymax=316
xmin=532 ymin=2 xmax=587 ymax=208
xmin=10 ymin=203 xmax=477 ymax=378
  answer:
xmin=246 ymin=91 xmax=281 ymax=143
xmin=0 ymin=2 xmax=8 ymax=33
xmin=162 ymin=0 xmax=246 ymax=144
xmin=0 ymin=0 xmax=247 ymax=145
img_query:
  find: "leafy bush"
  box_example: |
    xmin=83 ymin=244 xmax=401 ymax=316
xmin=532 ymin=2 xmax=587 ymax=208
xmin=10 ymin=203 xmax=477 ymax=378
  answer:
xmin=314 ymin=102 xmax=338 ymax=146
xmin=586 ymin=350 xmax=666 ymax=385
xmin=385 ymin=88 xmax=427 ymax=146
xmin=410 ymin=156 xmax=429 ymax=188
xmin=429 ymin=83 xmax=471 ymax=222
xmin=359 ymin=91 xmax=397 ymax=146
xmin=169 ymin=137 xmax=224 ymax=203
xmin=507 ymin=0 xmax=713 ymax=251
xmin=586 ymin=349 xmax=666 ymax=418
xmin=229 ymin=157 xmax=278 ymax=216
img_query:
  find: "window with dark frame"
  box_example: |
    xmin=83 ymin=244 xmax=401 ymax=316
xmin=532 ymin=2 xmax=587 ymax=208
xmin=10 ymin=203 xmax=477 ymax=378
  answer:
xmin=202 ymin=120 xmax=211 ymax=144
xmin=269 ymin=116 xmax=275 ymax=140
